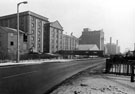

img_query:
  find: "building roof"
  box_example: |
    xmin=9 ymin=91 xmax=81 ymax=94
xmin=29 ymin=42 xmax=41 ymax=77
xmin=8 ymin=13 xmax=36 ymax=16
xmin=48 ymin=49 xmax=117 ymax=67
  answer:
xmin=62 ymin=33 xmax=77 ymax=39
xmin=83 ymin=28 xmax=103 ymax=32
xmin=50 ymin=20 xmax=63 ymax=30
xmin=78 ymin=44 xmax=99 ymax=50
xmin=0 ymin=26 xmax=24 ymax=34
xmin=0 ymin=11 xmax=48 ymax=21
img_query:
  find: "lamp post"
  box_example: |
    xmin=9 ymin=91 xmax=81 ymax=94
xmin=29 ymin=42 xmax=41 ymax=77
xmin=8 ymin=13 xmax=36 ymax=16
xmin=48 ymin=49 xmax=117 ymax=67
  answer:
xmin=17 ymin=1 xmax=28 ymax=63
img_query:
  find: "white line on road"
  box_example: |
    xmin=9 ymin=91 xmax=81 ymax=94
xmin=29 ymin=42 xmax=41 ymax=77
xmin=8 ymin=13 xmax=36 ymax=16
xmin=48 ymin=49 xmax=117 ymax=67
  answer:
xmin=2 ymin=70 xmax=38 ymax=79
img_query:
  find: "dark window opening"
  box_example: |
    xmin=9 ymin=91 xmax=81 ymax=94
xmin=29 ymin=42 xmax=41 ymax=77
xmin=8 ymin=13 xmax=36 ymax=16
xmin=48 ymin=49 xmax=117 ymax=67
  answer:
xmin=10 ymin=41 xmax=14 ymax=46
xmin=23 ymin=34 xmax=27 ymax=42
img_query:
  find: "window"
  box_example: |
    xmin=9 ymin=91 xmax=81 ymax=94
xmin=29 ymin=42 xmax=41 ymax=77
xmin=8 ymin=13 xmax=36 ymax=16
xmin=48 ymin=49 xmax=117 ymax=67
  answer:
xmin=38 ymin=44 xmax=40 ymax=48
xmin=38 ymin=31 xmax=41 ymax=35
xmin=32 ymin=23 xmax=34 ymax=27
xmin=23 ymin=34 xmax=27 ymax=42
xmin=38 ymin=23 xmax=41 ymax=27
xmin=31 ymin=30 xmax=34 ymax=34
xmin=31 ymin=36 xmax=34 ymax=41
xmin=38 ymin=38 xmax=40 ymax=42
xmin=10 ymin=41 xmax=14 ymax=46
xmin=38 ymin=28 xmax=41 ymax=31
xmin=10 ymin=33 xmax=14 ymax=37
xmin=31 ymin=43 xmax=34 ymax=47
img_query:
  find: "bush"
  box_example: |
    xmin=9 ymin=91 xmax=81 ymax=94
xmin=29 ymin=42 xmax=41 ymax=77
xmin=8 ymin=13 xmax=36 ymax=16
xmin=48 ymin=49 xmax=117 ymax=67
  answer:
xmin=20 ymin=53 xmax=58 ymax=60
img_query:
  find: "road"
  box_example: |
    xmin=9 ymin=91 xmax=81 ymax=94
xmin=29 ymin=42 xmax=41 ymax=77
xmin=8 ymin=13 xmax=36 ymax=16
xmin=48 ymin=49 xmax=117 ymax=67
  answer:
xmin=0 ymin=58 xmax=105 ymax=94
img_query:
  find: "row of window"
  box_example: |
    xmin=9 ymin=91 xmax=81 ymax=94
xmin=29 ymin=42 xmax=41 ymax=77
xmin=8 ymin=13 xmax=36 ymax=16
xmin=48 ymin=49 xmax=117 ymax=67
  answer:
xmin=51 ymin=46 xmax=62 ymax=50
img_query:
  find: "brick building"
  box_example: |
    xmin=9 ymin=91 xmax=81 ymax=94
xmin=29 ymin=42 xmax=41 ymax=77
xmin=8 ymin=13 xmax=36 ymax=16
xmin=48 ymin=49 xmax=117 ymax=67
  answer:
xmin=0 ymin=11 xmax=49 ymax=53
xmin=0 ymin=11 xmax=79 ymax=55
xmin=70 ymin=34 xmax=79 ymax=50
xmin=0 ymin=26 xmax=27 ymax=57
xmin=44 ymin=21 xmax=78 ymax=53
xmin=105 ymin=43 xmax=120 ymax=55
xmin=62 ymin=33 xmax=78 ymax=51
xmin=105 ymin=39 xmax=121 ymax=55
xmin=44 ymin=21 xmax=63 ymax=53
xmin=79 ymin=28 xmax=104 ymax=50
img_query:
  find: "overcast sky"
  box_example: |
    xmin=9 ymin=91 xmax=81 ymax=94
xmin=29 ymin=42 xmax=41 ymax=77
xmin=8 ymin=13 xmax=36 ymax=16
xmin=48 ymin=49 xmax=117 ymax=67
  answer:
xmin=0 ymin=0 xmax=135 ymax=52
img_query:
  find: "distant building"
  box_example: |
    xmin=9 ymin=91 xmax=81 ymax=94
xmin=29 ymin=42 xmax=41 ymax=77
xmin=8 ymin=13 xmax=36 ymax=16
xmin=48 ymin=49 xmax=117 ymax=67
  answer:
xmin=78 ymin=44 xmax=99 ymax=50
xmin=0 ymin=11 xmax=49 ymax=53
xmin=63 ymin=34 xmax=70 ymax=50
xmin=105 ymin=43 xmax=120 ymax=55
xmin=70 ymin=34 xmax=79 ymax=50
xmin=62 ymin=34 xmax=78 ymax=51
xmin=79 ymin=28 xmax=104 ymax=50
xmin=0 ymin=26 xmax=27 ymax=57
xmin=105 ymin=38 xmax=120 ymax=55
xmin=44 ymin=21 xmax=63 ymax=53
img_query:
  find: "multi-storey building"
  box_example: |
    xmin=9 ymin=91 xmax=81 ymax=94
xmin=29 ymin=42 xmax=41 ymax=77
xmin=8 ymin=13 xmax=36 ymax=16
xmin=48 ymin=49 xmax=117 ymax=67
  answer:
xmin=105 ymin=43 xmax=119 ymax=55
xmin=79 ymin=28 xmax=104 ymax=50
xmin=105 ymin=39 xmax=121 ymax=55
xmin=70 ymin=34 xmax=78 ymax=50
xmin=44 ymin=22 xmax=78 ymax=53
xmin=62 ymin=34 xmax=70 ymax=50
xmin=0 ymin=11 xmax=49 ymax=53
xmin=62 ymin=33 xmax=78 ymax=51
xmin=0 ymin=11 xmax=79 ymax=56
xmin=44 ymin=21 xmax=63 ymax=53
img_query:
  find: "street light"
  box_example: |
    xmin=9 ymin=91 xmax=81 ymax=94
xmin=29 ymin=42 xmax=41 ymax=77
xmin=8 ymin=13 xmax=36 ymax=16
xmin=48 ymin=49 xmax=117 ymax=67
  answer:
xmin=17 ymin=1 xmax=28 ymax=63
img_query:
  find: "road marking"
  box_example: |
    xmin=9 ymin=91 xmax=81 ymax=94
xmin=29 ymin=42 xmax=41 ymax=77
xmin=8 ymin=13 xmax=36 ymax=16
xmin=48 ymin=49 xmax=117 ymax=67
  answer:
xmin=0 ymin=65 xmax=28 ymax=69
xmin=2 ymin=70 xmax=38 ymax=79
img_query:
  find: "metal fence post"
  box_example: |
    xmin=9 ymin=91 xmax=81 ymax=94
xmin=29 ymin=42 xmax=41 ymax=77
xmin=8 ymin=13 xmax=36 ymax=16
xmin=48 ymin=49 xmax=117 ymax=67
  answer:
xmin=131 ymin=63 xmax=134 ymax=82
xmin=105 ymin=59 xmax=109 ymax=73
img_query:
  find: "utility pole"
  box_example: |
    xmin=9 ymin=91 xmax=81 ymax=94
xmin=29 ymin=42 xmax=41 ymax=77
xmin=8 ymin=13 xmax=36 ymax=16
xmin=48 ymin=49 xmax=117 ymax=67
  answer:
xmin=16 ymin=1 xmax=28 ymax=63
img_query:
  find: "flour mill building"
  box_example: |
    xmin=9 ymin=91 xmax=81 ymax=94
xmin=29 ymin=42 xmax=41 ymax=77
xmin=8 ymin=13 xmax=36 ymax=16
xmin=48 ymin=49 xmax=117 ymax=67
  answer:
xmin=0 ymin=11 xmax=78 ymax=56
xmin=0 ymin=11 xmax=49 ymax=53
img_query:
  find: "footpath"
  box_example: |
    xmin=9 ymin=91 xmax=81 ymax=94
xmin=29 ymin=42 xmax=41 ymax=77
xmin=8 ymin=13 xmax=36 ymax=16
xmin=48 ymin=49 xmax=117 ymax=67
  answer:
xmin=50 ymin=63 xmax=135 ymax=94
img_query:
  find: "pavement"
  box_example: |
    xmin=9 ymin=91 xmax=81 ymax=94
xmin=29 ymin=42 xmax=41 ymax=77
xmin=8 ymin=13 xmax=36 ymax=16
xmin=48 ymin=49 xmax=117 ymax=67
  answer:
xmin=50 ymin=62 xmax=135 ymax=94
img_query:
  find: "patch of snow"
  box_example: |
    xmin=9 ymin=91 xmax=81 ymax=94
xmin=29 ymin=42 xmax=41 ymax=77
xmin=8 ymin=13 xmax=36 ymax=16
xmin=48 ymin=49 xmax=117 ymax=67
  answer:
xmin=51 ymin=74 xmax=135 ymax=94
xmin=50 ymin=64 xmax=135 ymax=94
xmin=0 ymin=59 xmax=73 ymax=66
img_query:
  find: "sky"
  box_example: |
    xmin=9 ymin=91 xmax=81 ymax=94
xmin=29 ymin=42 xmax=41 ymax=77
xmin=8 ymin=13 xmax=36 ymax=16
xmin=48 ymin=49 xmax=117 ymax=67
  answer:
xmin=0 ymin=0 xmax=135 ymax=53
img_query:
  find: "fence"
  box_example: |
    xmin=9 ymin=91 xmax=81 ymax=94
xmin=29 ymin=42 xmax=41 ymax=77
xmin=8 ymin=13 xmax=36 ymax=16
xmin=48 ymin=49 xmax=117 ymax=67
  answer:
xmin=105 ymin=59 xmax=135 ymax=82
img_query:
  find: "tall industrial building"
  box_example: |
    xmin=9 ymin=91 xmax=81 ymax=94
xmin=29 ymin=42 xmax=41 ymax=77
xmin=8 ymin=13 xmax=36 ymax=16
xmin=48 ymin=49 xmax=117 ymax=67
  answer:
xmin=105 ymin=38 xmax=120 ymax=55
xmin=44 ymin=21 xmax=63 ymax=53
xmin=79 ymin=28 xmax=104 ymax=50
xmin=0 ymin=11 xmax=79 ymax=55
xmin=62 ymin=33 xmax=78 ymax=51
xmin=0 ymin=11 xmax=49 ymax=53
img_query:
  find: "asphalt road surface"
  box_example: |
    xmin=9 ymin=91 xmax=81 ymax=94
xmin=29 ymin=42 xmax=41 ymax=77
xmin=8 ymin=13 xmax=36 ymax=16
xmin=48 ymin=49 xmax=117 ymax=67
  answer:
xmin=0 ymin=58 xmax=105 ymax=94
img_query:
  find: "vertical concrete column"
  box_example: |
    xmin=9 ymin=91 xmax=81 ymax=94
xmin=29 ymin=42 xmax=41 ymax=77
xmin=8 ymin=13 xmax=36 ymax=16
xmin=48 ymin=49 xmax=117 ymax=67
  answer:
xmin=35 ymin=19 xmax=38 ymax=52
xmin=41 ymin=21 xmax=45 ymax=53
xmin=28 ymin=16 xmax=31 ymax=50
xmin=131 ymin=63 xmax=134 ymax=82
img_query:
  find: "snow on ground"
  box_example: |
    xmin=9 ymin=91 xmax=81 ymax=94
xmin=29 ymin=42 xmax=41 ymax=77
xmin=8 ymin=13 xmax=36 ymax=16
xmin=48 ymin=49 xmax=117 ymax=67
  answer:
xmin=50 ymin=64 xmax=135 ymax=94
xmin=0 ymin=59 xmax=74 ymax=66
xmin=0 ymin=58 xmax=99 ymax=66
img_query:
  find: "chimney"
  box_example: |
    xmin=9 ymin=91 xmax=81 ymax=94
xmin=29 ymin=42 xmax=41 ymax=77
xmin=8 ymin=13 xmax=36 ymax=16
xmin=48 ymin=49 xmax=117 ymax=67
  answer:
xmin=134 ymin=43 xmax=135 ymax=51
xmin=116 ymin=40 xmax=118 ymax=45
xmin=110 ymin=37 xmax=112 ymax=44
